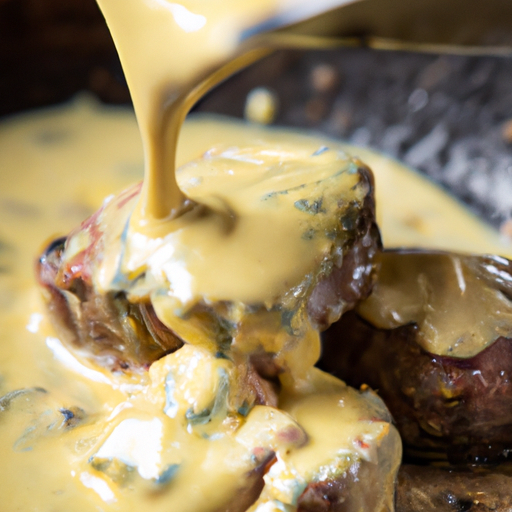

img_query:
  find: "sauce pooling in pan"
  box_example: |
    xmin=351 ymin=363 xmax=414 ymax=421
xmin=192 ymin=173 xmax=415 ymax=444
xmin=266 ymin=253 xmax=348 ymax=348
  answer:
xmin=1 ymin=0 xmax=511 ymax=508
xmin=0 ymin=99 xmax=508 ymax=509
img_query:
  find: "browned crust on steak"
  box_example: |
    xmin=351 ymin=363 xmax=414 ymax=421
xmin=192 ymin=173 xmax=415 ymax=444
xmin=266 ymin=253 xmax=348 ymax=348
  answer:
xmin=298 ymin=460 xmax=385 ymax=512
xmin=321 ymin=311 xmax=512 ymax=464
xmin=307 ymin=166 xmax=381 ymax=331
xmin=36 ymin=237 xmax=184 ymax=372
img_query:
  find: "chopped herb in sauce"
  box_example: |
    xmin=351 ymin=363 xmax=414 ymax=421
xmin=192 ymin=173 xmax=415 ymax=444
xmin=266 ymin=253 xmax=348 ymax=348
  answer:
xmin=294 ymin=198 xmax=325 ymax=215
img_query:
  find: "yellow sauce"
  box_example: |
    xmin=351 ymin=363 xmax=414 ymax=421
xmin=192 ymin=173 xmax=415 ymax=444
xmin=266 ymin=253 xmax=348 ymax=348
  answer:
xmin=95 ymin=0 xmax=349 ymax=225
xmin=0 ymin=98 xmax=397 ymax=511
xmin=0 ymin=2 xmax=510 ymax=508
xmin=0 ymin=97 xmax=509 ymax=510
xmin=176 ymin=117 xmax=512 ymax=258
xmin=358 ymin=250 xmax=512 ymax=357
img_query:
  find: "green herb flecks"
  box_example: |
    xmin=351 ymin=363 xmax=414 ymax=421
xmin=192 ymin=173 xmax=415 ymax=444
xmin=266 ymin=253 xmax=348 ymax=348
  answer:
xmin=237 ymin=401 xmax=251 ymax=417
xmin=294 ymin=198 xmax=325 ymax=215
xmin=59 ymin=406 xmax=86 ymax=428
xmin=185 ymin=407 xmax=212 ymax=426
xmin=302 ymin=228 xmax=316 ymax=240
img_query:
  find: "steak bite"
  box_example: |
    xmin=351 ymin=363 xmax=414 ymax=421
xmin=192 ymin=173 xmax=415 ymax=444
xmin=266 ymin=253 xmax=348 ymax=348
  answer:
xmin=321 ymin=249 xmax=512 ymax=464
xmin=83 ymin=360 xmax=401 ymax=512
xmin=36 ymin=142 xmax=381 ymax=374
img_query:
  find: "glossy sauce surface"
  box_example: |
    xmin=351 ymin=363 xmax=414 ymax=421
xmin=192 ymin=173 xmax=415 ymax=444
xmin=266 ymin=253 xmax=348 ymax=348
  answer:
xmin=3 ymin=0 xmax=511 ymax=508
xmin=96 ymin=0 xmax=348 ymax=224
xmin=358 ymin=250 xmax=512 ymax=357
xmin=0 ymin=99 xmax=509 ymax=509
xmin=0 ymin=99 xmax=400 ymax=511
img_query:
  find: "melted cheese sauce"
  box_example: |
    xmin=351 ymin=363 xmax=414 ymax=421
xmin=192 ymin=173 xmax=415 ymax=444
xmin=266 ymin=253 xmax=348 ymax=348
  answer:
xmin=96 ymin=0 xmax=349 ymax=224
xmin=358 ymin=251 xmax=512 ymax=357
xmin=68 ymin=132 xmax=370 ymax=308
xmin=0 ymin=98 xmax=509 ymax=510
xmin=90 ymin=0 xmax=377 ymax=320
xmin=2 ymin=0 xmax=510 ymax=508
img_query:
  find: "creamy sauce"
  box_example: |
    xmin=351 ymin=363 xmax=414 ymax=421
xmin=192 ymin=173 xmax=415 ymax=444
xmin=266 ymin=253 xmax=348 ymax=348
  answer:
xmin=176 ymin=117 xmax=512 ymax=258
xmin=96 ymin=0 xmax=349 ymax=226
xmin=0 ymin=98 xmax=509 ymax=510
xmin=92 ymin=0 xmax=375 ymax=325
xmin=2 ymin=0 xmax=511 ymax=508
xmin=358 ymin=250 xmax=512 ymax=357
xmin=68 ymin=131 xmax=370 ymax=309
